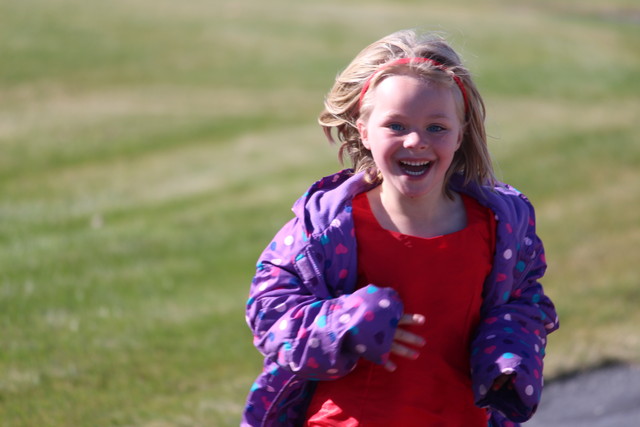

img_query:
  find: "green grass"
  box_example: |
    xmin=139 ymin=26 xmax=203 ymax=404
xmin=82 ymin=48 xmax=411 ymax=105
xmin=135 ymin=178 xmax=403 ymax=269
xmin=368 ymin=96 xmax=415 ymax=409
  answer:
xmin=1 ymin=0 xmax=639 ymax=425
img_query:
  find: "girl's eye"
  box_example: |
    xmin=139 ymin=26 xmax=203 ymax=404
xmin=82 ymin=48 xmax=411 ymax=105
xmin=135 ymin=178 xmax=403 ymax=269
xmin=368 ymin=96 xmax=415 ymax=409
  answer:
xmin=388 ymin=123 xmax=405 ymax=132
xmin=427 ymin=125 xmax=445 ymax=133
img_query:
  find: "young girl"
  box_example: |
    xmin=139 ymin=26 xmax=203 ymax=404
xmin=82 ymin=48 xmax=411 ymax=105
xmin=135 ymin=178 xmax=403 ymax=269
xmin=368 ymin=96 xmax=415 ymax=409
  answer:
xmin=243 ymin=29 xmax=558 ymax=426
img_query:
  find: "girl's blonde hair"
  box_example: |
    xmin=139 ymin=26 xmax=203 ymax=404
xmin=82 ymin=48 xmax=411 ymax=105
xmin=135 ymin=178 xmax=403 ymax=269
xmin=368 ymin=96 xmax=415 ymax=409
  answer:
xmin=318 ymin=29 xmax=496 ymax=193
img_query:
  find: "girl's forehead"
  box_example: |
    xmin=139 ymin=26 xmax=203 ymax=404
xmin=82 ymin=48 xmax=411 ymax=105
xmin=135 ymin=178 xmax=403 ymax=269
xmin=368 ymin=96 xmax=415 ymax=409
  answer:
xmin=367 ymin=74 xmax=463 ymax=120
xmin=373 ymin=76 xmax=455 ymax=105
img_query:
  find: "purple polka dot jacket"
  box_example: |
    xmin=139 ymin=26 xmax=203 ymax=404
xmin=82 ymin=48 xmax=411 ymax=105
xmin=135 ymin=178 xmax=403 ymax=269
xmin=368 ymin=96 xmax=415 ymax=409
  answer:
xmin=243 ymin=169 xmax=559 ymax=426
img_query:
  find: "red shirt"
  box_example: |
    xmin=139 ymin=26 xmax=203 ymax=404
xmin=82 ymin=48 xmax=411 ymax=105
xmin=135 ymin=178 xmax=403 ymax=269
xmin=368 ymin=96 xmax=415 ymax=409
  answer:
xmin=306 ymin=192 xmax=496 ymax=426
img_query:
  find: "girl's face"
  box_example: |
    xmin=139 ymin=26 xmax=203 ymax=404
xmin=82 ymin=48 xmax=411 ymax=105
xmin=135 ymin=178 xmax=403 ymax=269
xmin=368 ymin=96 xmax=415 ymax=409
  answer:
xmin=357 ymin=74 xmax=463 ymax=202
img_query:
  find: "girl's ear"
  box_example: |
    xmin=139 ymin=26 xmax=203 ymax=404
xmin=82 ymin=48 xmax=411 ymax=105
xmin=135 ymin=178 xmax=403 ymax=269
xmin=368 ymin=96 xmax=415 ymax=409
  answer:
xmin=357 ymin=120 xmax=370 ymax=149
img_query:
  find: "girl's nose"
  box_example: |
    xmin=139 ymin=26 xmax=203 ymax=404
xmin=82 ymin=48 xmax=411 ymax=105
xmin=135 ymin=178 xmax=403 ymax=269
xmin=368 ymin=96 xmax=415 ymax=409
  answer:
xmin=403 ymin=131 xmax=427 ymax=150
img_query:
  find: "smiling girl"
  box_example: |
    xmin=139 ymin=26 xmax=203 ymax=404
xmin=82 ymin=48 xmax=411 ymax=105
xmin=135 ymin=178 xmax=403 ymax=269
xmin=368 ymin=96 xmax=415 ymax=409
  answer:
xmin=243 ymin=29 xmax=558 ymax=426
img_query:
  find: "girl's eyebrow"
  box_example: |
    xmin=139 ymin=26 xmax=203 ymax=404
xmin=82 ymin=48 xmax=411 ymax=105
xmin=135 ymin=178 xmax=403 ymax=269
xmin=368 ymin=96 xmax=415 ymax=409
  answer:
xmin=382 ymin=111 xmax=454 ymax=120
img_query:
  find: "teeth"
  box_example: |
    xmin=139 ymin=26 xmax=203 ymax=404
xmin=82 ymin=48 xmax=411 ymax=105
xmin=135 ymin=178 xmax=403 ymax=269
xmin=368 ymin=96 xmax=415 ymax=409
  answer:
xmin=400 ymin=160 xmax=430 ymax=167
xmin=399 ymin=160 xmax=431 ymax=176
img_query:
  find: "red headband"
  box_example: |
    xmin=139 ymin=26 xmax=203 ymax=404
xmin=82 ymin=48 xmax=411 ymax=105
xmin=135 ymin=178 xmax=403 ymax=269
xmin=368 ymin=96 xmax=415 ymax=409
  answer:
xmin=358 ymin=57 xmax=469 ymax=116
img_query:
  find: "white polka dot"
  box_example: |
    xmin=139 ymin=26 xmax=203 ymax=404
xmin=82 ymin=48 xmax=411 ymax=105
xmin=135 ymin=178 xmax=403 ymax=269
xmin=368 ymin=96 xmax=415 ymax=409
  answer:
xmin=309 ymin=338 xmax=320 ymax=348
xmin=327 ymin=368 xmax=338 ymax=374
xmin=525 ymin=385 xmax=534 ymax=396
xmin=331 ymin=219 xmax=341 ymax=228
xmin=284 ymin=235 xmax=294 ymax=246
xmin=275 ymin=303 xmax=287 ymax=312
xmin=504 ymin=314 xmax=512 ymax=321
xmin=503 ymin=249 xmax=513 ymax=260
xmin=258 ymin=283 xmax=268 ymax=291
xmin=355 ymin=344 xmax=367 ymax=354
xmin=479 ymin=384 xmax=488 ymax=396
xmin=279 ymin=319 xmax=288 ymax=330
xmin=272 ymin=258 xmax=282 ymax=265
xmin=534 ymin=344 xmax=540 ymax=353
xmin=524 ymin=237 xmax=533 ymax=246
xmin=486 ymin=334 xmax=496 ymax=340
xmin=379 ymin=299 xmax=390 ymax=308
xmin=339 ymin=314 xmax=351 ymax=324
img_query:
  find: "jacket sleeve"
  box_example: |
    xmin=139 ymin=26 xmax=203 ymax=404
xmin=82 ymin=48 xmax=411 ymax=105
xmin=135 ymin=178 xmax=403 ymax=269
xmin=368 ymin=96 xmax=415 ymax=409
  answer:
xmin=471 ymin=196 xmax=559 ymax=423
xmin=246 ymin=217 xmax=404 ymax=381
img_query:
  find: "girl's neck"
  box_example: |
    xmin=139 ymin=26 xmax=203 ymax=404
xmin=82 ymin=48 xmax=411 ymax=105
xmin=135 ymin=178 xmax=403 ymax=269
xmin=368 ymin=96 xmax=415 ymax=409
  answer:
xmin=367 ymin=185 xmax=466 ymax=238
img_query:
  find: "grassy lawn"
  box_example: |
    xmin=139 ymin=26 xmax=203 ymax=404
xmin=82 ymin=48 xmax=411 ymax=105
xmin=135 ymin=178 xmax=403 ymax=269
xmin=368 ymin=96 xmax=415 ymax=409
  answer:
xmin=1 ymin=0 xmax=638 ymax=425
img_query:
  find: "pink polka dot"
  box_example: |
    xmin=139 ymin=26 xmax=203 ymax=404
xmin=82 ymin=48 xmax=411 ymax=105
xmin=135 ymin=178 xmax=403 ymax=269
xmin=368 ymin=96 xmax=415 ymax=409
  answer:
xmin=339 ymin=269 xmax=348 ymax=279
xmin=335 ymin=244 xmax=348 ymax=255
xmin=364 ymin=311 xmax=375 ymax=321
xmin=484 ymin=345 xmax=497 ymax=354
xmin=350 ymin=296 xmax=363 ymax=308
xmin=506 ymin=223 xmax=513 ymax=233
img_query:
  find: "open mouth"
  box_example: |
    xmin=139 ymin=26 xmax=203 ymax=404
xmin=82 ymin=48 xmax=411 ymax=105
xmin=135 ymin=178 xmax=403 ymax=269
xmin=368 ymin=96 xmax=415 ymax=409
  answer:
xmin=399 ymin=160 xmax=432 ymax=176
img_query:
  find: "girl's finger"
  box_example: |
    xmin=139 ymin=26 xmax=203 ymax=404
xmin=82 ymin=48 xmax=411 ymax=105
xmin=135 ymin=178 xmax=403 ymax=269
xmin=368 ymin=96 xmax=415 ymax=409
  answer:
xmin=398 ymin=313 xmax=426 ymax=326
xmin=394 ymin=328 xmax=426 ymax=347
xmin=384 ymin=359 xmax=397 ymax=372
xmin=390 ymin=342 xmax=420 ymax=360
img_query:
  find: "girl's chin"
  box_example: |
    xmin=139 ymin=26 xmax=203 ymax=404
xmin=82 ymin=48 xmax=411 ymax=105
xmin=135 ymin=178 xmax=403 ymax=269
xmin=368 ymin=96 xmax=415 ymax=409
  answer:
xmin=383 ymin=180 xmax=442 ymax=200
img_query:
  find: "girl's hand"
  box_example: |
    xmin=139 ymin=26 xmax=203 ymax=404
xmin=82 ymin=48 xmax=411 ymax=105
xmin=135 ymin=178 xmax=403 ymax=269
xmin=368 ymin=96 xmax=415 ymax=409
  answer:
xmin=492 ymin=373 xmax=516 ymax=391
xmin=384 ymin=313 xmax=426 ymax=372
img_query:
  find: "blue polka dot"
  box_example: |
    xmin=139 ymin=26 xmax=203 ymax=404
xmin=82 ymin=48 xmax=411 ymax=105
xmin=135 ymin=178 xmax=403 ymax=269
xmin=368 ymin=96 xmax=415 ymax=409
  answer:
xmin=246 ymin=297 xmax=255 ymax=306
xmin=250 ymin=382 xmax=260 ymax=391
xmin=268 ymin=332 xmax=275 ymax=341
xmin=519 ymin=339 xmax=531 ymax=348
xmin=344 ymin=205 xmax=352 ymax=213
xmin=310 ymin=301 xmax=322 ymax=309
xmin=503 ymin=291 xmax=510 ymax=301
xmin=270 ymin=242 xmax=277 ymax=251
xmin=367 ymin=286 xmax=379 ymax=294
xmin=532 ymin=294 xmax=541 ymax=304
xmin=516 ymin=261 xmax=526 ymax=272
xmin=316 ymin=315 xmax=327 ymax=328
xmin=328 ymin=332 xmax=337 ymax=343
xmin=502 ymin=352 xmax=515 ymax=359
xmin=349 ymin=326 xmax=359 ymax=335
xmin=503 ymin=327 xmax=514 ymax=333
xmin=389 ymin=318 xmax=399 ymax=328
xmin=289 ymin=277 xmax=300 ymax=286
xmin=320 ymin=235 xmax=330 ymax=245
xmin=295 ymin=253 xmax=305 ymax=261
